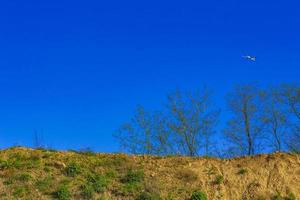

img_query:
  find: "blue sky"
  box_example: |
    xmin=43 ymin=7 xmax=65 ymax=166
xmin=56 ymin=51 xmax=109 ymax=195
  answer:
xmin=0 ymin=0 xmax=299 ymax=152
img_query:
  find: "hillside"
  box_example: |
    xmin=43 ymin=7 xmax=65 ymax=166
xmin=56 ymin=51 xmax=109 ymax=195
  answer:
xmin=0 ymin=147 xmax=299 ymax=200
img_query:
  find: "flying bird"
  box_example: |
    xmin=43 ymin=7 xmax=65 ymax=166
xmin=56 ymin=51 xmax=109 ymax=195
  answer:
xmin=243 ymin=55 xmax=256 ymax=61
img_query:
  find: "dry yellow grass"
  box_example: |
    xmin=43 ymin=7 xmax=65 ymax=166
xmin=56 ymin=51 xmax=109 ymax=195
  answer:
xmin=0 ymin=147 xmax=299 ymax=200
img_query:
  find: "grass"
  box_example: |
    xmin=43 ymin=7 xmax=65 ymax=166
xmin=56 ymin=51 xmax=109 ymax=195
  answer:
xmin=35 ymin=176 xmax=54 ymax=193
xmin=0 ymin=147 xmax=298 ymax=200
xmin=237 ymin=168 xmax=248 ymax=175
xmin=121 ymin=169 xmax=144 ymax=183
xmin=64 ymin=162 xmax=81 ymax=177
xmin=16 ymin=172 xmax=32 ymax=182
xmin=286 ymin=192 xmax=296 ymax=200
xmin=189 ymin=191 xmax=207 ymax=200
xmin=53 ymin=184 xmax=71 ymax=200
xmin=176 ymin=168 xmax=198 ymax=182
xmin=213 ymin=175 xmax=224 ymax=185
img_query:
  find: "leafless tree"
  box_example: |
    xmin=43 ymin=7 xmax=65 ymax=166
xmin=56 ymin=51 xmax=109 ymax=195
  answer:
xmin=261 ymin=87 xmax=287 ymax=152
xmin=115 ymin=89 xmax=219 ymax=157
xmin=277 ymin=84 xmax=300 ymax=152
xmin=114 ymin=106 xmax=172 ymax=155
xmin=166 ymin=89 xmax=219 ymax=156
xmin=223 ymin=84 xmax=265 ymax=156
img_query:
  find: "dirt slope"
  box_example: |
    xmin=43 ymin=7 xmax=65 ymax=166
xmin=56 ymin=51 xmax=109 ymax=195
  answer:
xmin=0 ymin=147 xmax=299 ymax=200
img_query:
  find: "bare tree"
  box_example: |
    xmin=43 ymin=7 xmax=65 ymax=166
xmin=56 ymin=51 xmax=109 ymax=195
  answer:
xmin=115 ymin=89 xmax=219 ymax=157
xmin=224 ymin=84 xmax=265 ymax=156
xmin=114 ymin=106 xmax=172 ymax=155
xmin=165 ymin=89 xmax=219 ymax=156
xmin=261 ymin=87 xmax=287 ymax=152
xmin=278 ymin=84 xmax=300 ymax=152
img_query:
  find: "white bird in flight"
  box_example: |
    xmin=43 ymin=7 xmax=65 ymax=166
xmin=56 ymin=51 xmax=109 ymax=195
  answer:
xmin=243 ymin=55 xmax=256 ymax=61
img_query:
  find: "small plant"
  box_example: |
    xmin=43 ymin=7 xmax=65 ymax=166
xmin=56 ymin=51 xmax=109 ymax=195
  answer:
xmin=189 ymin=191 xmax=207 ymax=200
xmin=13 ymin=186 xmax=28 ymax=198
xmin=3 ymin=178 xmax=14 ymax=185
xmin=122 ymin=169 xmax=144 ymax=184
xmin=237 ymin=168 xmax=248 ymax=175
xmin=136 ymin=192 xmax=161 ymax=200
xmin=81 ymin=183 xmax=95 ymax=199
xmin=213 ymin=175 xmax=224 ymax=185
xmin=87 ymin=174 xmax=108 ymax=193
xmin=105 ymin=169 xmax=118 ymax=179
xmin=0 ymin=160 xmax=10 ymax=169
xmin=272 ymin=192 xmax=283 ymax=200
xmin=65 ymin=162 xmax=81 ymax=177
xmin=35 ymin=176 xmax=53 ymax=193
xmin=119 ymin=182 xmax=143 ymax=196
xmin=54 ymin=185 xmax=71 ymax=200
xmin=256 ymin=196 xmax=266 ymax=200
xmin=17 ymin=173 xmax=32 ymax=182
xmin=286 ymin=192 xmax=296 ymax=200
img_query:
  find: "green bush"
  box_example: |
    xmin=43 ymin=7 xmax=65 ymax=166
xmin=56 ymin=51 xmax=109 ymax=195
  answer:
xmin=65 ymin=162 xmax=81 ymax=177
xmin=17 ymin=173 xmax=32 ymax=182
xmin=13 ymin=186 xmax=28 ymax=198
xmin=272 ymin=192 xmax=283 ymax=200
xmin=237 ymin=168 xmax=248 ymax=175
xmin=87 ymin=174 xmax=108 ymax=193
xmin=54 ymin=185 xmax=71 ymax=200
xmin=0 ymin=160 xmax=10 ymax=169
xmin=120 ymin=182 xmax=143 ymax=196
xmin=189 ymin=191 xmax=207 ymax=200
xmin=256 ymin=196 xmax=266 ymax=200
xmin=213 ymin=175 xmax=224 ymax=185
xmin=286 ymin=192 xmax=296 ymax=200
xmin=122 ymin=169 xmax=144 ymax=183
xmin=35 ymin=176 xmax=53 ymax=193
xmin=81 ymin=183 xmax=95 ymax=199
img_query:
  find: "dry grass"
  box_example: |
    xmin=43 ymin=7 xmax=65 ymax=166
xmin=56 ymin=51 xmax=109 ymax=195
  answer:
xmin=0 ymin=147 xmax=299 ymax=199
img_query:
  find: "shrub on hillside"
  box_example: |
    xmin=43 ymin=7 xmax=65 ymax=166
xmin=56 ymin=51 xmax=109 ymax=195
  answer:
xmin=86 ymin=174 xmax=109 ymax=193
xmin=237 ymin=168 xmax=248 ymax=175
xmin=81 ymin=183 xmax=95 ymax=199
xmin=122 ymin=169 xmax=144 ymax=184
xmin=213 ymin=175 xmax=224 ymax=185
xmin=286 ymin=192 xmax=296 ymax=200
xmin=53 ymin=185 xmax=71 ymax=200
xmin=189 ymin=191 xmax=207 ymax=200
xmin=65 ymin=162 xmax=81 ymax=177
xmin=272 ymin=192 xmax=283 ymax=200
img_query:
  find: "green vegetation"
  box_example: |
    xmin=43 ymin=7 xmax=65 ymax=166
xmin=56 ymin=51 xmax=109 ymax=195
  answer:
xmin=54 ymin=185 xmax=71 ymax=200
xmin=286 ymin=192 xmax=296 ymax=200
xmin=13 ymin=186 xmax=29 ymax=198
xmin=65 ymin=162 xmax=81 ymax=177
xmin=35 ymin=176 xmax=54 ymax=193
xmin=0 ymin=147 xmax=298 ymax=200
xmin=81 ymin=183 xmax=95 ymax=199
xmin=256 ymin=196 xmax=266 ymax=200
xmin=16 ymin=172 xmax=32 ymax=182
xmin=237 ymin=168 xmax=248 ymax=175
xmin=213 ymin=175 xmax=224 ymax=185
xmin=272 ymin=192 xmax=283 ymax=200
xmin=189 ymin=191 xmax=207 ymax=200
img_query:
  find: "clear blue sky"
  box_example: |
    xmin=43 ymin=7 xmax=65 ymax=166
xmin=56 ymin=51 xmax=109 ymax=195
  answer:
xmin=0 ymin=0 xmax=299 ymax=152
